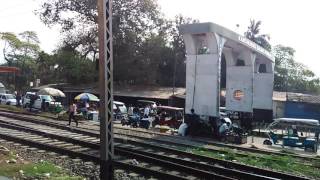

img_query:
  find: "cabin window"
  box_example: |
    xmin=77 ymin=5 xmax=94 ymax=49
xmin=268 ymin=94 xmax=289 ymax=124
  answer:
xmin=198 ymin=46 xmax=210 ymax=54
xmin=233 ymin=90 xmax=244 ymax=101
xmin=236 ymin=59 xmax=245 ymax=66
xmin=258 ymin=64 xmax=267 ymax=73
xmin=195 ymin=34 xmax=210 ymax=55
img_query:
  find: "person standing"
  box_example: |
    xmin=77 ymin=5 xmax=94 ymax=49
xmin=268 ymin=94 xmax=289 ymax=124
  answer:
xmin=186 ymin=109 xmax=199 ymax=136
xmin=128 ymin=105 xmax=133 ymax=116
xmin=16 ymin=92 xmax=21 ymax=107
xmin=82 ymin=101 xmax=89 ymax=119
xmin=218 ymin=121 xmax=230 ymax=140
xmin=29 ymin=94 xmax=37 ymax=112
xmin=68 ymin=101 xmax=78 ymax=127
xmin=41 ymin=99 xmax=46 ymax=111
xmin=143 ymin=105 xmax=150 ymax=118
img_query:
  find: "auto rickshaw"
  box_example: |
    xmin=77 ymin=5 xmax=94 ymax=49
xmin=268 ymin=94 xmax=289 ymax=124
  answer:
xmin=136 ymin=100 xmax=157 ymax=115
xmin=153 ymin=106 xmax=184 ymax=129
xmin=137 ymin=100 xmax=157 ymax=109
xmin=263 ymin=118 xmax=320 ymax=152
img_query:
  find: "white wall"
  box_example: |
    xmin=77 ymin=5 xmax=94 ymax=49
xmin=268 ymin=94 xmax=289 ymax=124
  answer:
xmin=185 ymin=54 xmax=220 ymax=116
xmin=225 ymin=50 xmax=255 ymax=112
xmin=273 ymin=101 xmax=285 ymax=118
xmin=181 ymin=23 xmax=274 ymax=117
xmin=183 ymin=33 xmax=225 ymax=117
xmin=226 ymin=66 xmax=253 ymax=112
xmin=253 ymin=74 xmax=274 ymax=110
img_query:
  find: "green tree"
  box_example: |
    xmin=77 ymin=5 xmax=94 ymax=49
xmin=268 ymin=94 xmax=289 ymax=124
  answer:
xmin=51 ymin=49 xmax=97 ymax=85
xmin=38 ymin=0 xmax=168 ymax=85
xmin=35 ymin=51 xmax=56 ymax=85
xmin=244 ymin=19 xmax=271 ymax=51
xmin=0 ymin=31 xmax=40 ymax=90
xmin=164 ymin=15 xmax=199 ymax=87
xmin=273 ymin=45 xmax=320 ymax=93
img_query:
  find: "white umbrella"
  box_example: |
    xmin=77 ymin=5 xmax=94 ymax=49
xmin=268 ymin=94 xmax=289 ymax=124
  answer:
xmin=38 ymin=88 xmax=66 ymax=97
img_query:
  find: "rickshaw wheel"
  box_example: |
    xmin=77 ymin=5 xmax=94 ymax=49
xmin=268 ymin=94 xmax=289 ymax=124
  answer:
xmin=263 ymin=139 xmax=272 ymax=145
xmin=132 ymin=122 xmax=138 ymax=128
xmin=151 ymin=120 xmax=157 ymax=128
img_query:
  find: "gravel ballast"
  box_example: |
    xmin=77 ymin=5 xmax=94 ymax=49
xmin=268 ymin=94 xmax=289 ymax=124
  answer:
xmin=0 ymin=139 xmax=148 ymax=180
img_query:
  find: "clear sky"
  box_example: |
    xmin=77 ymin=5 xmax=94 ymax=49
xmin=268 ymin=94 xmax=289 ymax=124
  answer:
xmin=1 ymin=0 xmax=320 ymax=76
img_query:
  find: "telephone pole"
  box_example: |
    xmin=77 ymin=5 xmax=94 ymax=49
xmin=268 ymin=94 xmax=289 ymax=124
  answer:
xmin=98 ymin=0 xmax=114 ymax=179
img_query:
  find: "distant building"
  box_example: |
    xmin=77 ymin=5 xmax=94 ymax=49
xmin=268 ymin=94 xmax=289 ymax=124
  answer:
xmin=33 ymin=83 xmax=185 ymax=106
xmin=33 ymin=83 xmax=320 ymax=120
xmin=174 ymin=90 xmax=320 ymax=120
xmin=273 ymin=91 xmax=320 ymax=120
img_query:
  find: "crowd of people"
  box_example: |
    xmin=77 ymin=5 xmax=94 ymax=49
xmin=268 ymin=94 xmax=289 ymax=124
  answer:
xmin=180 ymin=108 xmax=240 ymax=139
xmin=127 ymin=104 xmax=155 ymax=118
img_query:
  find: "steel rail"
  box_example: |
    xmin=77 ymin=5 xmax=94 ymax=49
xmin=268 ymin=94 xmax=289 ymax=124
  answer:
xmin=0 ymin=121 xmax=250 ymax=179
xmin=0 ymin=124 xmax=233 ymax=179
xmin=0 ymin=110 xmax=318 ymax=163
xmin=0 ymin=118 xmax=308 ymax=180
xmin=0 ymin=130 xmax=187 ymax=180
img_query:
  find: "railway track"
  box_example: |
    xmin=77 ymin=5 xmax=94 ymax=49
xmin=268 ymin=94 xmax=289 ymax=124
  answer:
xmin=0 ymin=112 xmax=311 ymax=179
xmin=0 ymin=109 xmax=318 ymax=168
xmin=0 ymin=109 xmax=318 ymax=162
xmin=0 ymin=122 xmax=231 ymax=180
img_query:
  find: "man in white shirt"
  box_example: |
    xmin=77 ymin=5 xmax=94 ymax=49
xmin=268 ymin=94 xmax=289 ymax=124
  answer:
xmin=128 ymin=105 xmax=134 ymax=116
xmin=144 ymin=105 xmax=150 ymax=118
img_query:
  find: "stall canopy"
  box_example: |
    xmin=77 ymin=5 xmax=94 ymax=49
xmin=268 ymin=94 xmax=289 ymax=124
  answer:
xmin=74 ymin=93 xmax=99 ymax=102
xmin=38 ymin=87 xmax=66 ymax=97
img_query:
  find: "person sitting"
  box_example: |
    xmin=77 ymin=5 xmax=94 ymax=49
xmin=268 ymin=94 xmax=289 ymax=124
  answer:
xmin=288 ymin=128 xmax=293 ymax=136
xmin=292 ymin=125 xmax=298 ymax=137
xmin=133 ymin=106 xmax=140 ymax=115
xmin=160 ymin=111 xmax=166 ymax=121
xmin=218 ymin=121 xmax=230 ymax=140
xmin=83 ymin=101 xmax=90 ymax=119
xmin=186 ymin=109 xmax=199 ymax=136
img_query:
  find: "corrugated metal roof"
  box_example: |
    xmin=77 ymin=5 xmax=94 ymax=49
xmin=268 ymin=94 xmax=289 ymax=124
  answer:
xmin=175 ymin=90 xmax=320 ymax=105
xmin=113 ymin=85 xmax=185 ymax=99
xmin=33 ymin=83 xmax=320 ymax=104
xmin=287 ymin=92 xmax=320 ymax=104
xmin=57 ymin=84 xmax=185 ymax=100
xmin=267 ymin=91 xmax=320 ymax=104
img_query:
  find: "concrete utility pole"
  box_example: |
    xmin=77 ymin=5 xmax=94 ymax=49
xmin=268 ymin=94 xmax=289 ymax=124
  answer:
xmin=98 ymin=0 xmax=114 ymax=179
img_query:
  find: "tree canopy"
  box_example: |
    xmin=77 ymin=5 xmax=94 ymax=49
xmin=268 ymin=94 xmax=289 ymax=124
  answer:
xmin=244 ymin=19 xmax=320 ymax=94
xmin=1 ymin=3 xmax=319 ymax=95
xmin=273 ymin=45 xmax=320 ymax=93
xmin=0 ymin=31 xmax=41 ymax=90
xmin=37 ymin=0 xmax=192 ymax=87
xmin=245 ymin=19 xmax=271 ymax=51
